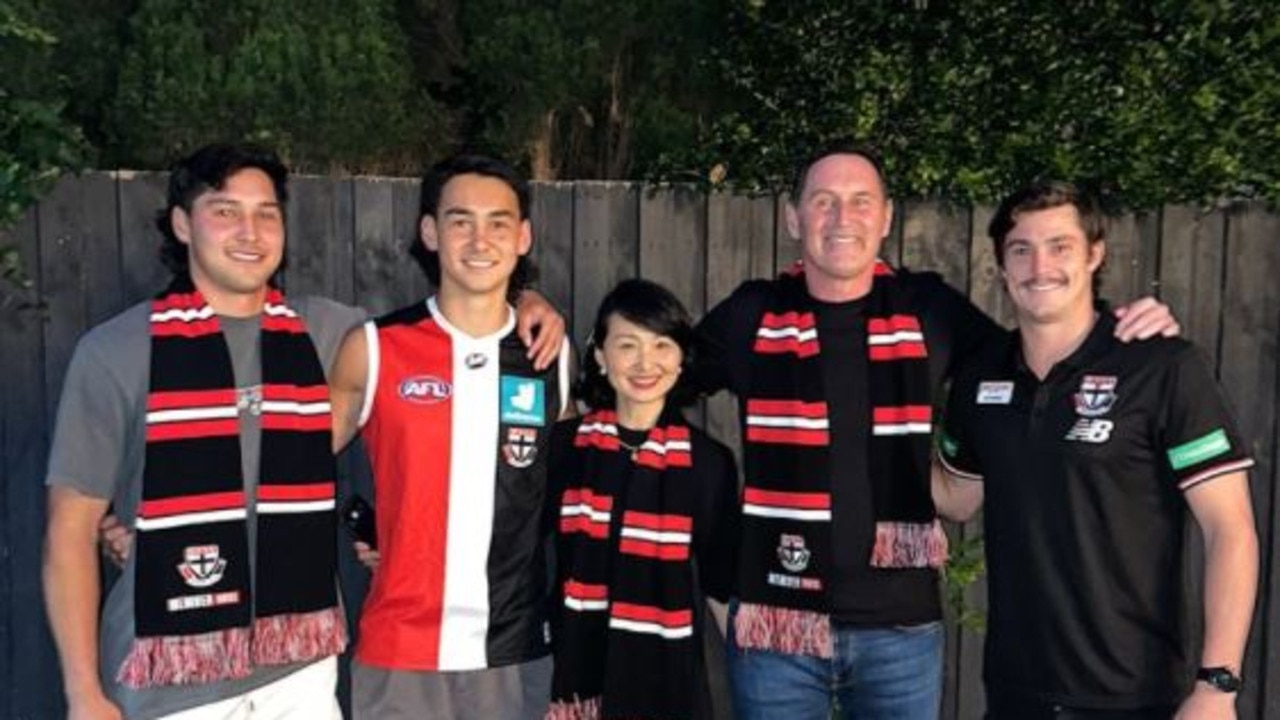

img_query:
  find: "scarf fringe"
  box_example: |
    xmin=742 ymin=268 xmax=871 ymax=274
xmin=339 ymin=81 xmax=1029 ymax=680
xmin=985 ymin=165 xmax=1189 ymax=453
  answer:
xmin=546 ymin=695 xmax=601 ymax=720
xmin=252 ymin=606 xmax=348 ymax=666
xmin=870 ymin=519 xmax=948 ymax=568
xmin=117 ymin=627 xmax=252 ymax=689
xmin=117 ymin=607 xmax=346 ymax=689
xmin=733 ymin=602 xmax=832 ymax=658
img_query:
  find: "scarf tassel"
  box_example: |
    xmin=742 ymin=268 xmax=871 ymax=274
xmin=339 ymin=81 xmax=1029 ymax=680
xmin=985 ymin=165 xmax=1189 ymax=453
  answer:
xmin=869 ymin=519 xmax=948 ymax=569
xmin=117 ymin=607 xmax=346 ymax=689
xmin=117 ymin=627 xmax=252 ymax=689
xmin=252 ymin=606 xmax=348 ymax=666
xmin=546 ymin=695 xmax=601 ymax=720
xmin=733 ymin=602 xmax=832 ymax=658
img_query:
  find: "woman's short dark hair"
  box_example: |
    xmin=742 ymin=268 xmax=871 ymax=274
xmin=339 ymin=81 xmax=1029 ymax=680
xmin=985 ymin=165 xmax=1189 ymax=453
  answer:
xmin=577 ymin=279 xmax=699 ymax=412
xmin=409 ymin=153 xmax=535 ymax=300
xmin=156 ymin=143 xmax=289 ymax=275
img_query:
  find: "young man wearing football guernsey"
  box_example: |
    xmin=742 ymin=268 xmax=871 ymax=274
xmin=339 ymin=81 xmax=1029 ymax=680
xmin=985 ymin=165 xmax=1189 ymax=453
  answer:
xmin=328 ymin=154 xmax=573 ymax=720
xmin=935 ymin=180 xmax=1258 ymax=719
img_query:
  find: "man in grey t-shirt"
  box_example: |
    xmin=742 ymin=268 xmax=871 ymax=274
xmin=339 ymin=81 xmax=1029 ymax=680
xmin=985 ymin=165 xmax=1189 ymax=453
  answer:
xmin=43 ymin=143 xmax=362 ymax=720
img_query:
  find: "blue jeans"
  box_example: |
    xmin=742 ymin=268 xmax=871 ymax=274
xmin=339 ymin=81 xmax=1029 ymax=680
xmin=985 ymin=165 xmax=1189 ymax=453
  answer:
xmin=727 ymin=615 xmax=944 ymax=720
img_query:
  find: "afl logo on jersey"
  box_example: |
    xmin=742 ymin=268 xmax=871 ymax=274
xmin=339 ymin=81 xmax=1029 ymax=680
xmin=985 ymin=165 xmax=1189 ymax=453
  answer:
xmin=399 ymin=375 xmax=451 ymax=404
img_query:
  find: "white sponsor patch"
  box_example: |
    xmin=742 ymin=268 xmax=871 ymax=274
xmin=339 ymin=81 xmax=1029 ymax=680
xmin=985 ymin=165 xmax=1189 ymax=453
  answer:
xmin=976 ymin=381 xmax=1014 ymax=404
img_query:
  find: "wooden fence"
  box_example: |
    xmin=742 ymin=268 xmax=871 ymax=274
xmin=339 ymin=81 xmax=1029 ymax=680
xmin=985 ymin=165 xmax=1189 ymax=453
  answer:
xmin=1 ymin=172 xmax=1277 ymax=719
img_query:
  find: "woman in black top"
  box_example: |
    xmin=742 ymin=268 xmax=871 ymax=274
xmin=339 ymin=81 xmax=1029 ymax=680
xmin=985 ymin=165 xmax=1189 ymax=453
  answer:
xmin=545 ymin=279 xmax=740 ymax=720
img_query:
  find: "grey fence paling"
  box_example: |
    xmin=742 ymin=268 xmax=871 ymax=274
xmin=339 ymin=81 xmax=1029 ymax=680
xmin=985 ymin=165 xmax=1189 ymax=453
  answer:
xmin=1 ymin=172 xmax=1277 ymax=719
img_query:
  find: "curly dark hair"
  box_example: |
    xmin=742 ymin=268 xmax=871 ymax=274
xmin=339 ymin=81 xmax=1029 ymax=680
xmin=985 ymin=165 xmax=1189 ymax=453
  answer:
xmin=577 ymin=279 xmax=699 ymax=412
xmin=155 ymin=143 xmax=289 ymax=275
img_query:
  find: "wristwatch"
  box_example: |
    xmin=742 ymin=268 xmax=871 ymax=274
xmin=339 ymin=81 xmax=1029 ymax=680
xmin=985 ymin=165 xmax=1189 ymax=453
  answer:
xmin=1196 ymin=666 xmax=1243 ymax=693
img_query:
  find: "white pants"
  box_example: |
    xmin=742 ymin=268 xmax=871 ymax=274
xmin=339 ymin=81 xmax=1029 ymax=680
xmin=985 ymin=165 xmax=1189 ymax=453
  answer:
xmin=158 ymin=658 xmax=342 ymax=720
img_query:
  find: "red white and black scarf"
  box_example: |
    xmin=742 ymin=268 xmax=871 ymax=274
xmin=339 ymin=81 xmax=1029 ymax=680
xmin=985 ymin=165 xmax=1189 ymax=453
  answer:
xmin=547 ymin=410 xmax=701 ymax=720
xmin=734 ymin=261 xmax=946 ymax=657
xmin=118 ymin=277 xmax=345 ymax=688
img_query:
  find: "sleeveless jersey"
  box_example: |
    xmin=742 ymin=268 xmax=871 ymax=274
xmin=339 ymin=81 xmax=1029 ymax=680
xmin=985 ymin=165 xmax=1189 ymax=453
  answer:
xmin=355 ymin=298 xmax=569 ymax=671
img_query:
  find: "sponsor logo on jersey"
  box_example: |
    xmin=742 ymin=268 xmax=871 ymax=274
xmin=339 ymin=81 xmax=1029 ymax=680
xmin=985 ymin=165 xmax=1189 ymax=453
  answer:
xmin=503 ymin=427 xmax=539 ymax=468
xmin=177 ymin=544 xmax=227 ymax=588
xmin=1074 ymin=375 xmax=1118 ymax=417
xmin=501 ymin=376 xmax=546 ymax=426
xmin=976 ymin=380 xmax=1014 ymax=404
xmin=1167 ymin=428 xmax=1232 ymax=470
xmin=776 ymin=533 xmax=811 ymax=572
xmin=399 ymin=375 xmax=451 ymax=404
xmin=465 ymin=352 xmax=488 ymax=369
xmin=1064 ymin=418 xmax=1114 ymax=443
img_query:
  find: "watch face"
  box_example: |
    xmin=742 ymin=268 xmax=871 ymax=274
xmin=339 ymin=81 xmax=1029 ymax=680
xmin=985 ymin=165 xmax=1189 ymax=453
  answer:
xmin=1199 ymin=667 xmax=1243 ymax=692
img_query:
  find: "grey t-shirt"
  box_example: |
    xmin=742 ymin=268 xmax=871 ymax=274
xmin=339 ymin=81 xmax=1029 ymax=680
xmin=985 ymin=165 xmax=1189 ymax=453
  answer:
xmin=46 ymin=295 xmax=364 ymax=720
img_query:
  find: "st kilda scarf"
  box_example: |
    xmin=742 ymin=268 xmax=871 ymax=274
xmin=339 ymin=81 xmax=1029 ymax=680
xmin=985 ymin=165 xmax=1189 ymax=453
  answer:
xmin=547 ymin=410 xmax=701 ymax=720
xmin=118 ymin=277 xmax=345 ymax=688
xmin=733 ymin=261 xmax=947 ymax=658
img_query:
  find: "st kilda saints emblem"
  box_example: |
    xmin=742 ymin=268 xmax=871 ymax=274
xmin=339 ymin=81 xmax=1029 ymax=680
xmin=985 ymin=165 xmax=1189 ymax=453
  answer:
xmin=1073 ymin=375 xmax=1118 ymax=417
xmin=777 ymin=533 xmax=811 ymax=573
xmin=178 ymin=544 xmax=227 ymax=588
xmin=503 ymin=427 xmax=539 ymax=468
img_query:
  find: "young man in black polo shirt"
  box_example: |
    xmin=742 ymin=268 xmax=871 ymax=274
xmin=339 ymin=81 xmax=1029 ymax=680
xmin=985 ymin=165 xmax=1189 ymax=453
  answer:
xmin=935 ymin=180 xmax=1258 ymax=719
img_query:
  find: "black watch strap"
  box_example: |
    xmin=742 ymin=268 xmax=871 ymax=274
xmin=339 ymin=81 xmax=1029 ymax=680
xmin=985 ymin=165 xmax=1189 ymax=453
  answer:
xmin=1196 ymin=666 xmax=1243 ymax=693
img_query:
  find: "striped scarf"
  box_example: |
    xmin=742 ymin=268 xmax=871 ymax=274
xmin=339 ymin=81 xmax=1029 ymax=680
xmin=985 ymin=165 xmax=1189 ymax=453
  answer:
xmin=547 ymin=410 xmax=701 ymax=720
xmin=118 ymin=277 xmax=346 ymax=688
xmin=734 ymin=261 xmax=947 ymax=658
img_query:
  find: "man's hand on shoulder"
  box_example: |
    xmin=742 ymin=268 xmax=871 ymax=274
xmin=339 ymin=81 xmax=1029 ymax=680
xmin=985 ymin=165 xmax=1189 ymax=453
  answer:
xmin=1113 ymin=296 xmax=1180 ymax=341
xmin=515 ymin=289 xmax=566 ymax=370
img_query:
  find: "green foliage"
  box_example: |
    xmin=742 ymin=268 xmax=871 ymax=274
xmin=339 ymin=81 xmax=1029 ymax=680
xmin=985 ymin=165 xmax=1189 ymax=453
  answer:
xmin=672 ymin=0 xmax=1280 ymax=208
xmin=109 ymin=0 xmax=447 ymax=173
xmin=0 ymin=1 xmax=87 ymax=228
xmin=942 ymin=532 xmax=986 ymax=632
xmin=458 ymin=0 xmax=728 ymax=179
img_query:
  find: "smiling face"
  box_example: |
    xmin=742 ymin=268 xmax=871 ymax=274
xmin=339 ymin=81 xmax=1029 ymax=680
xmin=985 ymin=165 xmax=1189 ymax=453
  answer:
xmin=422 ymin=172 xmax=532 ymax=301
xmin=594 ymin=313 xmax=684 ymax=427
xmin=786 ymin=153 xmax=894 ymax=302
xmin=1001 ymin=204 xmax=1105 ymax=327
xmin=171 ymin=167 xmax=285 ymax=315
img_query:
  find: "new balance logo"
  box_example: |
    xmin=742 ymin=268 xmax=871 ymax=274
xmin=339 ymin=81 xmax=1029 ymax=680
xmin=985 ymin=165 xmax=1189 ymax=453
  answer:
xmin=1065 ymin=419 xmax=1114 ymax=443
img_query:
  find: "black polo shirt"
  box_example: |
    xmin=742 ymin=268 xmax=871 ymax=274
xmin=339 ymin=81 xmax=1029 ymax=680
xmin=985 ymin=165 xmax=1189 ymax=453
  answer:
xmin=938 ymin=311 xmax=1254 ymax=709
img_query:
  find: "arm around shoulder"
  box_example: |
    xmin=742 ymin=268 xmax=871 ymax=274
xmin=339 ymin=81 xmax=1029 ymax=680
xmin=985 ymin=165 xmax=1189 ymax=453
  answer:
xmin=932 ymin=459 xmax=984 ymax=523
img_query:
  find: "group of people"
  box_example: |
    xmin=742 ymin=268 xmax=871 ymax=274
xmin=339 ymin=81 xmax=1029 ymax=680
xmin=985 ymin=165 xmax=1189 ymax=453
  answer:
xmin=41 ymin=139 xmax=1257 ymax=720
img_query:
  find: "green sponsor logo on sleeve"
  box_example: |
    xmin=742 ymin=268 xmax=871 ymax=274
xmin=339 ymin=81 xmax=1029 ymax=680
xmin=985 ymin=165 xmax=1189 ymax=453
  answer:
xmin=940 ymin=431 xmax=959 ymax=458
xmin=1167 ymin=428 xmax=1232 ymax=471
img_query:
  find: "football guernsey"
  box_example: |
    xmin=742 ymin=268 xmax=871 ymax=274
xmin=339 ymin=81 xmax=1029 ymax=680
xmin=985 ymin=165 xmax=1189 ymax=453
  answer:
xmin=938 ymin=310 xmax=1254 ymax=709
xmin=355 ymin=297 xmax=571 ymax=672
